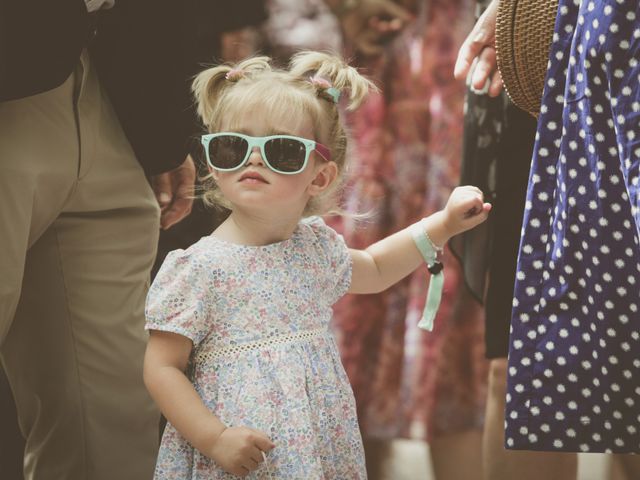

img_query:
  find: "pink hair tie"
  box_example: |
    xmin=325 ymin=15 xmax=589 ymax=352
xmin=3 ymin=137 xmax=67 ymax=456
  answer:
xmin=309 ymin=76 xmax=341 ymax=104
xmin=225 ymin=68 xmax=245 ymax=81
xmin=309 ymin=76 xmax=332 ymax=89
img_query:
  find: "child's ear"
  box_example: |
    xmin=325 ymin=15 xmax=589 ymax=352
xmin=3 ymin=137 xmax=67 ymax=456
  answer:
xmin=308 ymin=161 xmax=338 ymax=196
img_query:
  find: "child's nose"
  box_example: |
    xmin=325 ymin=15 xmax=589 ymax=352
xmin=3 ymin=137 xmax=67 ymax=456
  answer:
xmin=246 ymin=147 xmax=264 ymax=167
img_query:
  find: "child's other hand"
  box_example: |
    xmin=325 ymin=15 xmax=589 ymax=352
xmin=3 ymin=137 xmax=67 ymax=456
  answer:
xmin=443 ymin=186 xmax=492 ymax=237
xmin=209 ymin=426 xmax=275 ymax=477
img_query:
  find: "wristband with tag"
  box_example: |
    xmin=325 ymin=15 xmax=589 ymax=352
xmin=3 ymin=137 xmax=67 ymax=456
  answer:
xmin=410 ymin=219 xmax=444 ymax=331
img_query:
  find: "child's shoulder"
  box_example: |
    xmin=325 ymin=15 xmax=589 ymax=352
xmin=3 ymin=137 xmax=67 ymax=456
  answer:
xmin=158 ymin=236 xmax=236 ymax=278
xmin=297 ymin=216 xmax=348 ymax=256
xmin=299 ymin=217 xmax=345 ymax=250
xmin=299 ymin=216 xmax=341 ymax=242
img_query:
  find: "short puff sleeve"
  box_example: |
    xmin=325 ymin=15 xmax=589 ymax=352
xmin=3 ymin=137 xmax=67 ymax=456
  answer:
xmin=303 ymin=216 xmax=353 ymax=304
xmin=145 ymin=250 xmax=213 ymax=346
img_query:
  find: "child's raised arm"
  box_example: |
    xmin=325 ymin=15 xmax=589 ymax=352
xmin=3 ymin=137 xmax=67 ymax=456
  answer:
xmin=143 ymin=331 xmax=275 ymax=476
xmin=349 ymin=186 xmax=491 ymax=294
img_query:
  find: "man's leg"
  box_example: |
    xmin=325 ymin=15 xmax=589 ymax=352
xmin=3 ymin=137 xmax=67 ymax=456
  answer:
xmin=1 ymin=51 xmax=161 ymax=479
xmin=0 ymin=71 xmax=80 ymax=478
xmin=482 ymin=358 xmax=578 ymax=480
xmin=0 ymin=369 xmax=24 ymax=480
xmin=4 ymin=199 xmax=159 ymax=479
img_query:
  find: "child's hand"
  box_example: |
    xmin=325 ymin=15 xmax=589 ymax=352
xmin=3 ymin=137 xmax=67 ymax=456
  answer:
xmin=442 ymin=186 xmax=492 ymax=237
xmin=209 ymin=426 xmax=275 ymax=477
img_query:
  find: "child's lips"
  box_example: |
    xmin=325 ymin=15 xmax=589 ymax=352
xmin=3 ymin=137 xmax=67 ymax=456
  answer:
xmin=239 ymin=171 xmax=269 ymax=184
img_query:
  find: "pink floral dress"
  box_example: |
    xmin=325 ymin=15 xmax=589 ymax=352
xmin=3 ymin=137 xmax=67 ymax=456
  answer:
xmin=327 ymin=0 xmax=488 ymax=441
xmin=145 ymin=217 xmax=366 ymax=479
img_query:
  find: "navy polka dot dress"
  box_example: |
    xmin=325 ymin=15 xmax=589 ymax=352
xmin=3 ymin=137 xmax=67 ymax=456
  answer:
xmin=506 ymin=0 xmax=640 ymax=453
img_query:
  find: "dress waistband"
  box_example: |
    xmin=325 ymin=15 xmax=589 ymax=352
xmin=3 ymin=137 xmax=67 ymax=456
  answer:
xmin=194 ymin=327 xmax=329 ymax=362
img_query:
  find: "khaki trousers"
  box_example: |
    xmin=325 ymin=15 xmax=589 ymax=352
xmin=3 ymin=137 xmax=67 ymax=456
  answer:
xmin=0 ymin=51 xmax=160 ymax=479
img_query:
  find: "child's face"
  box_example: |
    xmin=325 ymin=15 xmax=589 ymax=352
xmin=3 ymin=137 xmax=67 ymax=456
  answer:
xmin=212 ymin=109 xmax=336 ymax=218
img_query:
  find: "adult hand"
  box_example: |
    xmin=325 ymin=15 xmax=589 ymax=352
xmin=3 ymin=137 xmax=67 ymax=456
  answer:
xmin=209 ymin=426 xmax=275 ymax=477
xmin=151 ymin=155 xmax=196 ymax=230
xmin=454 ymin=0 xmax=503 ymax=97
xmin=338 ymin=0 xmax=413 ymax=57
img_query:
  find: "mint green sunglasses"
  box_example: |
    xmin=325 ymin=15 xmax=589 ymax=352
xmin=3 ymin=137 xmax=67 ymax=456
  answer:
xmin=201 ymin=132 xmax=331 ymax=175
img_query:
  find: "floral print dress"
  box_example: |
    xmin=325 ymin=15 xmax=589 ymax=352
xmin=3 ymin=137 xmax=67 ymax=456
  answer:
xmin=145 ymin=217 xmax=366 ymax=479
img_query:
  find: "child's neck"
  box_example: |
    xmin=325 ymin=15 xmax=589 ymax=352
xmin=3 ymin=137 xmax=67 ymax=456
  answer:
xmin=214 ymin=210 xmax=302 ymax=247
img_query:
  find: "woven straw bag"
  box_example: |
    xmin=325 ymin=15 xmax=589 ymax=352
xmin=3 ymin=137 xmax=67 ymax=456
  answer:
xmin=495 ymin=0 xmax=559 ymax=116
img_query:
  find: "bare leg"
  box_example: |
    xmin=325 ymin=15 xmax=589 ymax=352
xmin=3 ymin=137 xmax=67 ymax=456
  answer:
xmin=483 ymin=358 xmax=578 ymax=480
xmin=430 ymin=429 xmax=483 ymax=480
xmin=363 ymin=437 xmax=391 ymax=480
xmin=616 ymin=454 xmax=640 ymax=480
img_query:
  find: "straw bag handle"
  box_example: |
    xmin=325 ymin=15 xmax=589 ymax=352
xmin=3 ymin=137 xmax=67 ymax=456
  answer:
xmin=495 ymin=0 xmax=559 ymax=117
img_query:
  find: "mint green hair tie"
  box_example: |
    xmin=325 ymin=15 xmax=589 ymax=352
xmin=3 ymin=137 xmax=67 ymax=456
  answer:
xmin=410 ymin=220 xmax=445 ymax=332
xmin=309 ymin=76 xmax=341 ymax=104
xmin=325 ymin=87 xmax=341 ymax=104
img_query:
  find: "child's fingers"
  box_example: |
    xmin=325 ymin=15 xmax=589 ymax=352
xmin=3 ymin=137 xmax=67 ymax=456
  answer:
xmin=253 ymin=432 xmax=276 ymax=452
xmin=478 ymin=204 xmax=492 ymax=220
xmin=248 ymin=446 xmax=265 ymax=464
xmin=462 ymin=203 xmax=491 ymax=232
xmin=467 ymin=203 xmax=492 ymax=227
xmin=455 ymin=185 xmax=484 ymax=205
xmin=456 ymin=184 xmax=482 ymax=194
xmin=466 ymin=186 xmax=484 ymax=199
xmin=461 ymin=195 xmax=485 ymax=218
xmin=230 ymin=468 xmax=247 ymax=477
xmin=241 ymin=456 xmax=260 ymax=472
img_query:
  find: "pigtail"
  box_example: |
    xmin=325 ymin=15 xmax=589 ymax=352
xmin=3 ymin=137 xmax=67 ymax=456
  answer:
xmin=192 ymin=56 xmax=273 ymax=128
xmin=289 ymin=51 xmax=377 ymax=110
xmin=192 ymin=65 xmax=234 ymax=127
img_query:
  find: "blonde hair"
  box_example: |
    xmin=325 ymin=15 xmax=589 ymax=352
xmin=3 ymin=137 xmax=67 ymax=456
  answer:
xmin=192 ymin=51 xmax=377 ymax=216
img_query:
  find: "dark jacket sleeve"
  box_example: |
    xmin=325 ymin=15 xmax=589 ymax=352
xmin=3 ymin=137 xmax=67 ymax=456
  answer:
xmin=91 ymin=0 xmax=199 ymax=175
xmin=0 ymin=0 xmax=91 ymax=101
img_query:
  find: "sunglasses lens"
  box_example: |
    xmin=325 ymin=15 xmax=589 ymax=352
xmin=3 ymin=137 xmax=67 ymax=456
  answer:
xmin=208 ymin=135 xmax=248 ymax=170
xmin=264 ymin=138 xmax=307 ymax=173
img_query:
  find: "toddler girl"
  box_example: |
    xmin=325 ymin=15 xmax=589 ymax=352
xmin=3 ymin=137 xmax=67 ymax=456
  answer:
xmin=143 ymin=51 xmax=490 ymax=479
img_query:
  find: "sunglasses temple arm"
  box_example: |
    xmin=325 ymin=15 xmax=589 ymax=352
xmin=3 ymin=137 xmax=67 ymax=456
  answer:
xmin=315 ymin=143 xmax=331 ymax=162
